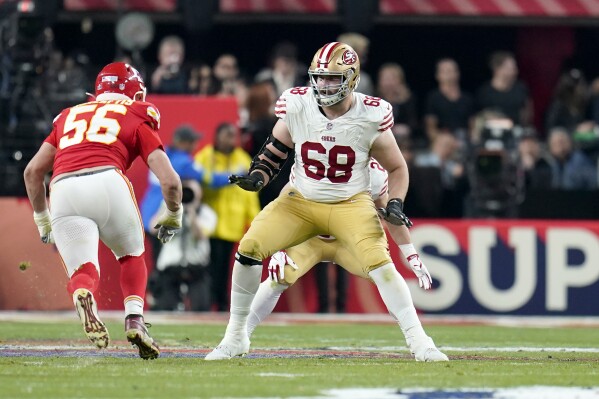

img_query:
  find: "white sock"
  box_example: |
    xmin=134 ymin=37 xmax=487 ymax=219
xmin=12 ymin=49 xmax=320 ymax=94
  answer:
xmin=124 ymin=296 xmax=144 ymax=317
xmin=368 ymin=263 xmax=427 ymax=342
xmin=247 ymin=280 xmax=288 ymax=337
xmin=224 ymin=260 xmax=262 ymax=338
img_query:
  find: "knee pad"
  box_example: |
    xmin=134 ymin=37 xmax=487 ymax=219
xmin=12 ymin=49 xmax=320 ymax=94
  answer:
xmin=235 ymin=251 xmax=262 ymax=266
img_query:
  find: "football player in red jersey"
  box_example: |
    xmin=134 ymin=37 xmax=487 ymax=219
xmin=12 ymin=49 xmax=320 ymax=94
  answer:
xmin=23 ymin=62 xmax=183 ymax=360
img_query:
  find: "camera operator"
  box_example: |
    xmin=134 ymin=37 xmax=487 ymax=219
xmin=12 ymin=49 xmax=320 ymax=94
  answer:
xmin=149 ymin=180 xmax=217 ymax=311
xmin=150 ymin=35 xmax=189 ymax=94
xmin=467 ymin=113 xmax=523 ymax=217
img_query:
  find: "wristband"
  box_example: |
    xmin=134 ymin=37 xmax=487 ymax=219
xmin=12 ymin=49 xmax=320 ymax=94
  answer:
xmin=388 ymin=198 xmax=404 ymax=211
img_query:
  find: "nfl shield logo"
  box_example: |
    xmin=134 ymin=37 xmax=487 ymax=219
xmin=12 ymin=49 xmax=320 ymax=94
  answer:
xmin=326 ymin=122 xmax=333 ymax=130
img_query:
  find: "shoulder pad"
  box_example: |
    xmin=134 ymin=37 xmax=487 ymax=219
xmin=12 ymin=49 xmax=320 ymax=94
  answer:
xmin=275 ymin=87 xmax=310 ymax=119
xmin=146 ymin=105 xmax=161 ymax=130
xmin=52 ymin=109 xmax=65 ymax=125
xmin=133 ymin=101 xmax=161 ymax=130
xmin=354 ymin=93 xmax=393 ymax=129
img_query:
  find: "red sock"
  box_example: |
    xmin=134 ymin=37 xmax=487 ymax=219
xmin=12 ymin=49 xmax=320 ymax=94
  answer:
xmin=67 ymin=262 xmax=100 ymax=296
xmin=119 ymin=255 xmax=148 ymax=302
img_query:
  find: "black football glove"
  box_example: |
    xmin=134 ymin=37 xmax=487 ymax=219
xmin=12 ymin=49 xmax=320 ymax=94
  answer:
xmin=229 ymin=173 xmax=265 ymax=192
xmin=377 ymin=198 xmax=413 ymax=227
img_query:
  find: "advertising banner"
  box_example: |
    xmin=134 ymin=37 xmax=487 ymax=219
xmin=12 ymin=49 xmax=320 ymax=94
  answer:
xmin=404 ymin=220 xmax=599 ymax=315
xmin=5 ymin=209 xmax=598 ymax=315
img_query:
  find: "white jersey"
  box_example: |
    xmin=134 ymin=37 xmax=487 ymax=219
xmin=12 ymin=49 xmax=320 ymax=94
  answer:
xmin=275 ymin=87 xmax=393 ymax=203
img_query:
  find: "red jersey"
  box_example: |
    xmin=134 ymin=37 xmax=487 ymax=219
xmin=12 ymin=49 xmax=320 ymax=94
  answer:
xmin=44 ymin=98 xmax=164 ymax=177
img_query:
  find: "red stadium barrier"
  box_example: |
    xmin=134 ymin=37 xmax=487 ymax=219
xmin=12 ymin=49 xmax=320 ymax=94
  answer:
xmin=63 ymin=0 xmax=334 ymax=13
xmin=128 ymin=95 xmax=239 ymax=198
xmin=62 ymin=0 xmax=599 ymax=17
xmin=379 ymin=0 xmax=599 ymax=17
xmin=220 ymin=0 xmax=336 ymax=13
xmin=63 ymin=0 xmax=176 ymax=12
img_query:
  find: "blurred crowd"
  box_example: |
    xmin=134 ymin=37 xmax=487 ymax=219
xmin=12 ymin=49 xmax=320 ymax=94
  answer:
xmin=3 ymin=31 xmax=599 ymax=312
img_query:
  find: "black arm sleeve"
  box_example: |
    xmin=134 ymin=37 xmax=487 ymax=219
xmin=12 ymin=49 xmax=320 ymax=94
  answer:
xmin=249 ymin=135 xmax=293 ymax=182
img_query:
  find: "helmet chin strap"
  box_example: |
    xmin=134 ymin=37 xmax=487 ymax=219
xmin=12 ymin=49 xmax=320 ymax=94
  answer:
xmin=353 ymin=75 xmax=361 ymax=91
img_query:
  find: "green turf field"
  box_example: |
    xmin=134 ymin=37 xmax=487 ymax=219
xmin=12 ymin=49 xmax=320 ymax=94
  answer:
xmin=0 ymin=319 xmax=597 ymax=398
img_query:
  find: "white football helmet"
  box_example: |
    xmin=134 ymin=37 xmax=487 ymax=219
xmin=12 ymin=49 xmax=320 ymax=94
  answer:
xmin=308 ymin=42 xmax=360 ymax=107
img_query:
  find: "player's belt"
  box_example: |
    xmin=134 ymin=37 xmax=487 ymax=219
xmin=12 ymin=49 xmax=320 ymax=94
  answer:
xmin=53 ymin=167 xmax=116 ymax=184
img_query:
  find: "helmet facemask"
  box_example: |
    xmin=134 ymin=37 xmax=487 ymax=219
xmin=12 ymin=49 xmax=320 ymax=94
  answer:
xmin=309 ymin=69 xmax=359 ymax=107
xmin=133 ymin=85 xmax=147 ymax=102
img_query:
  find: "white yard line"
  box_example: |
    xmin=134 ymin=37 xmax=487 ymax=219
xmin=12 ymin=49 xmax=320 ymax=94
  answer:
xmin=321 ymin=387 xmax=599 ymax=399
xmin=0 ymin=311 xmax=598 ymax=327
xmin=256 ymin=372 xmax=304 ymax=378
xmin=230 ymin=387 xmax=599 ymax=399
xmin=2 ymin=344 xmax=599 ymax=353
xmin=329 ymin=346 xmax=599 ymax=353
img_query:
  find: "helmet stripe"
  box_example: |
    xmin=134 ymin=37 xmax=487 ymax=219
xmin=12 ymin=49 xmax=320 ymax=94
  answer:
xmin=317 ymin=42 xmax=341 ymax=67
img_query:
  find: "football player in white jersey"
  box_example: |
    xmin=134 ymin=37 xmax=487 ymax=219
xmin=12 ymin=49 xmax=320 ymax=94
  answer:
xmin=245 ymin=159 xmax=446 ymax=361
xmin=206 ymin=42 xmax=447 ymax=361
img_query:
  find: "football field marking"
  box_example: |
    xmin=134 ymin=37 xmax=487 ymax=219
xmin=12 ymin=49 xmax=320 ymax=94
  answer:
xmin=256 ymin=372 xmax=303 ymax=378
xmin=1 ymin=311 xmax=599 ymax=328
xmin=2 ymin=344 xmax=599 ymax=356
xmin=316 ymin=387 xmax=599 ymax=399
xmin=330 ymin=345 xmax=599 ymax=353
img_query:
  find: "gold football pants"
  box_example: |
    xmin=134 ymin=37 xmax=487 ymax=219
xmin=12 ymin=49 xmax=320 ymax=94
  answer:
xmin=238 ymin=187 xmax=391 ymax=275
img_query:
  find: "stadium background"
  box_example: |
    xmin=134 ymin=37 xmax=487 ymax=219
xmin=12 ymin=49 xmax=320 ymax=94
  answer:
xmin=1 ymin=0 xmax=598 ymax=316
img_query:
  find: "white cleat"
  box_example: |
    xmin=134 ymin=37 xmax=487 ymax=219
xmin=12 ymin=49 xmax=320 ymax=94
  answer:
xmin=205 ymin=334 xmax=250 ymax=361
xmin=415 ymin=347 xmax=449 ymax=362
xmin=73 ymin=288 xmax=110 ymax=349
xmin=409 ymin=336 xmax=449 ymax=362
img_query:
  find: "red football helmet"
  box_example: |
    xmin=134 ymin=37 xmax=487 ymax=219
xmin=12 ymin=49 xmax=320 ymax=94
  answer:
xmin=95 ymin=62 xmax=146 ymax=101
